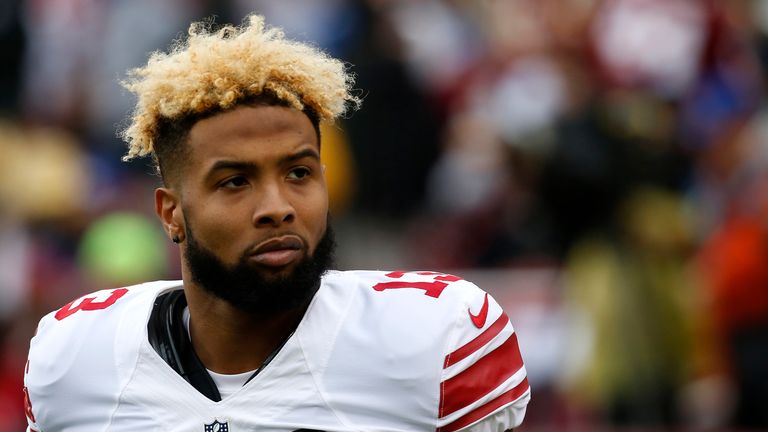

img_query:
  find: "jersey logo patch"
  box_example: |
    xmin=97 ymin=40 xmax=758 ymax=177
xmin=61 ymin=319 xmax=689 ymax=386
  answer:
xmin=468 ymin=293 xmax=489 ymax=328
xmin=204 ymin=420 xmax=229 ymax=432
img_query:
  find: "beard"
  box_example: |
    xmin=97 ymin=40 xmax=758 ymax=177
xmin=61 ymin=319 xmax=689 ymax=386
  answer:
xmin=183 ymin=220 xmax=336 ymax=315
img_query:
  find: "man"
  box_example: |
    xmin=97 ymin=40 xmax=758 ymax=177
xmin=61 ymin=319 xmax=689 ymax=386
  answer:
xmin=23 ymin=15 xmax=530 ymax=431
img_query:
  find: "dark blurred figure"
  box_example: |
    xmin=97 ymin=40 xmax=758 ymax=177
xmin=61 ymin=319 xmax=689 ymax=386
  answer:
xmin=343 ymin=1 xmax=441 ymax=218
xmin=0 ymin=0 xmax=25 ymax=111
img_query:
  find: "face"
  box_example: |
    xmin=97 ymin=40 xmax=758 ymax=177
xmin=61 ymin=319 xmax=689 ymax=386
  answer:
xmin=156 ymin=105 xmax=332 ymax=313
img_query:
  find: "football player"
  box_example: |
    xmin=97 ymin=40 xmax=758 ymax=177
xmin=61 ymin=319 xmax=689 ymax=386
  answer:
xmin=23 ymin=15 xmax=530 ymax=432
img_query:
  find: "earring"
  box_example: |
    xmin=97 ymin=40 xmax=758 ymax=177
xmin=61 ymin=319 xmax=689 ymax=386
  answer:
xmin=172 ymin=235 xmax=180 ymax=244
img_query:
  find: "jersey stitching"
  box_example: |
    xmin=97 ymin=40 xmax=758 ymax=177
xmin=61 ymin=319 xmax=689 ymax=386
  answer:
xmin=106 ymin=284 xmax=177 ymax=430
xmin=105 ymin=289 xmax=141 ymax=431
xmin=297 ymin=271 xmax=359 ymax=431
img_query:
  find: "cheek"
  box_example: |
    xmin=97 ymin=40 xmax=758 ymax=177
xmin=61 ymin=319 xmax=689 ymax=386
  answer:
xmin=298 ymin=190 xmax=329 ymax=244
xmin=186 ymin=204 xmax=244 ymax=249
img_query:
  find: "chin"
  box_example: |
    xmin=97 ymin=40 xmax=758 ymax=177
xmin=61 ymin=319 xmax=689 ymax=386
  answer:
xmin=256 ymin=264 xmax=299 ymax=280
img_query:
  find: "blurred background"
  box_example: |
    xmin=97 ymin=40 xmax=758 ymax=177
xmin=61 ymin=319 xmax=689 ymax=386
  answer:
xmin=1 ymin=0 xmax=768 ymax=430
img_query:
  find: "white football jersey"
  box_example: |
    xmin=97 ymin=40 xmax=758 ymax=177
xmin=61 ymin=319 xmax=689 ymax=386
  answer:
xmin=24 ymin=270 xmax=530 ymax=431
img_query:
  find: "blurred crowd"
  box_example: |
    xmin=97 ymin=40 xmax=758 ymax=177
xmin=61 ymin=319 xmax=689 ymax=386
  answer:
xmin=1 ymin=0 xmax=768 ymax=430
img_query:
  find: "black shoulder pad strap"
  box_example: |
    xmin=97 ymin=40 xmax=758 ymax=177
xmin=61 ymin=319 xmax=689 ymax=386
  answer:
xmin=147 ymin=290 xmax=222 ymax=402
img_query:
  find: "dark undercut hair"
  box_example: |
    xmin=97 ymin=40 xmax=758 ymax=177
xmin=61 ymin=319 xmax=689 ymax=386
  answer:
xmin=152 ymin=93 xmax=321 ymax=186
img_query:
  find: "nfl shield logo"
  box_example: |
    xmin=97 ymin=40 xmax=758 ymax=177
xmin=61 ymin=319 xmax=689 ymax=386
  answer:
xmin=204 ymin=420 xmax=229 ymax=432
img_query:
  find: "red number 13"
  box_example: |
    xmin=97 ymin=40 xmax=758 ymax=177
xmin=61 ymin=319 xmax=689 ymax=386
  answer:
xmin=372 ymin=271 xmax=462 ymax=298
xmin=55 ymin=288 xmax=129 ymax=320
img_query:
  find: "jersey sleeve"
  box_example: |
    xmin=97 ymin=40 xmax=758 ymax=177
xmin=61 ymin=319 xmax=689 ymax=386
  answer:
xmin=436 ymin=285 xmax=531 ymax=432
xmin=24 ymin=311 xmax=53 ymax=432
xmin=23 ymin=370 xmax=42 ymax=432
xmin=22 ymin=285 xmax=150 ymax=431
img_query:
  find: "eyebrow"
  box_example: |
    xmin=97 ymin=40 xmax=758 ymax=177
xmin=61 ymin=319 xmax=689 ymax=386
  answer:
xmin=281 ymin=148 xmax=320 ymax=164
xmin=205 ymin=148 xmax=321 ymax=178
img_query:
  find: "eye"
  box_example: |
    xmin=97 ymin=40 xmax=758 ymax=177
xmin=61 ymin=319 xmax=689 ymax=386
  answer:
xmin=220 ymin=176 xmax=249 ymax=189
xmin=287 ymin=167 xmax=311 ymax=180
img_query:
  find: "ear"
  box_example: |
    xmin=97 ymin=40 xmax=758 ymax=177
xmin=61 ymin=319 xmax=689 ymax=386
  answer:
xmin=155 ymin=187 xmax=185 ymax=243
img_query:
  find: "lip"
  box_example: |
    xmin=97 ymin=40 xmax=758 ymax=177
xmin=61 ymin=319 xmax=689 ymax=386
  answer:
xmin=248 ymin=236 xmax=304 ymax=267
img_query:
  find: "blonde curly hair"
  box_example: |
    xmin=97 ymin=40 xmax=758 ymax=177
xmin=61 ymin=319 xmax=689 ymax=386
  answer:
xmin=120 ymin=14 xmax=359 ymax=178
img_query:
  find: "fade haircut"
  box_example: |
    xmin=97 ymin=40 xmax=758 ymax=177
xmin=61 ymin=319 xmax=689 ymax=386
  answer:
xmin=119 ymin=15 xmax=360 ymax=185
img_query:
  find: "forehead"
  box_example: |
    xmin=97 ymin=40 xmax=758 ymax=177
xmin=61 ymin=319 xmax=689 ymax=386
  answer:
xmin=186 ymin=105 xmax=318 ymax=164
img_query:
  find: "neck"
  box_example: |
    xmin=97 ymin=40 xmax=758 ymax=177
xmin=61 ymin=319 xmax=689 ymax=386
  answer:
xmin=182 ymin=277 xmax=308 ymax=374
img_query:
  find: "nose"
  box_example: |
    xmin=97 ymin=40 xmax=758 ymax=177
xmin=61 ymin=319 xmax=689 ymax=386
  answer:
xmin=252 ymin=183 xmax=296 ymax=227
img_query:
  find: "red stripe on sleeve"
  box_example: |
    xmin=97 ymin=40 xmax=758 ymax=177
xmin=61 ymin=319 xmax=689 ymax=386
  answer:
xmin=439 ymin=332 xmax=525 ymax=418
xmin=444 ymin=311 xmax=509 ymax=368
xmin=437 ymin=377 xmax=530 ymax=432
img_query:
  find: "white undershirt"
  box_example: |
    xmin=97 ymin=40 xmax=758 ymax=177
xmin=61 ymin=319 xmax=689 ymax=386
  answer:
xmin=183 ymin=307 xmax=257 ymax=399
